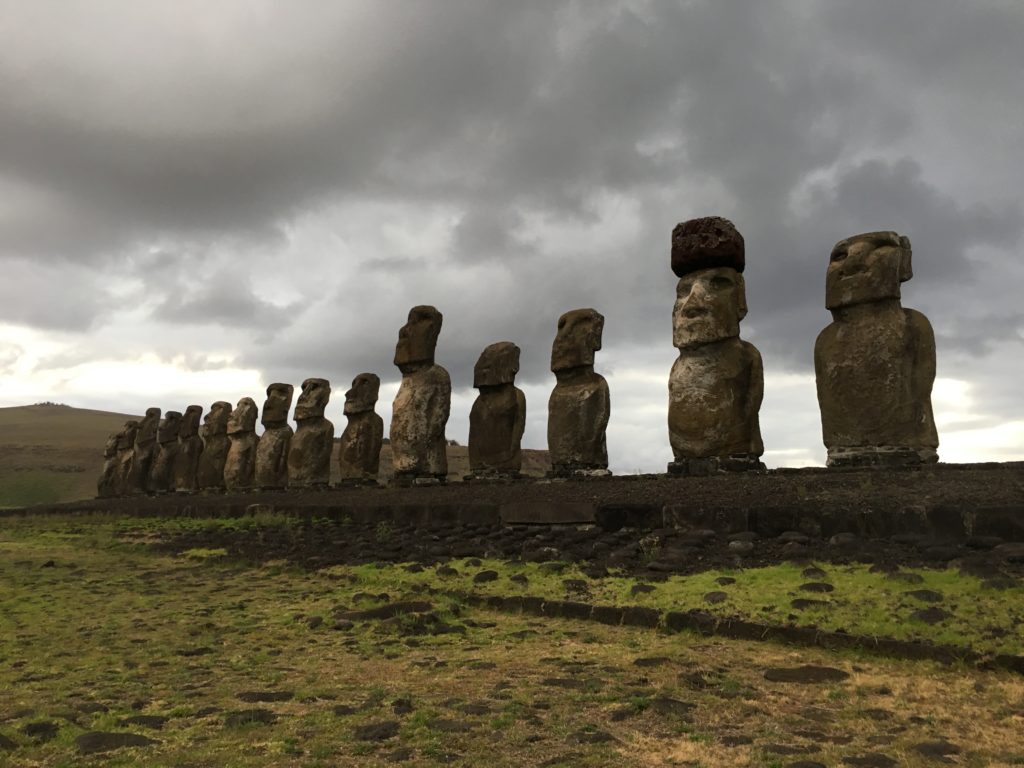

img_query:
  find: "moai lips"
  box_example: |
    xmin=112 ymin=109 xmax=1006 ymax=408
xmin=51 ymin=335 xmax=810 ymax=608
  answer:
xmin=469 ymin=342 xmax=526 ymax=477
xmin=815 ymin=231 xmax=938 ymax=466
xmin=224 ymin=398 xmax=258 ymax=491
xmin=196 ymin=401 xmax=232 ymax=491
xmin=338 ymin=373 xmax=384 ymax=483
xmin=256 ymin=383 xmax=294 ymax=490
xmin=287 ymin=378 xmax=334 ymax=488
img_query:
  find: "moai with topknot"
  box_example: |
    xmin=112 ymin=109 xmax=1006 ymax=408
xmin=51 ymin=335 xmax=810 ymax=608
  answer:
xmin=468 ymin=342 xmax=526 ymax=480
xmin=547 ymin=308 xmax=610 ymax=477
xmin=287 ymin=378 xmax=334 ymax=488
xmin=148 ymin=411 xmax=183 ymax=493
xmin=337 ymin=373 xmax=384 ymax=485
xmin=125 ymin=407 xmax=161 ymax=494
xmin=668 ymin=217 xmax=764 ymax=475
xmin=173 ymin=405 xmax=204 ymax=493
xmin=114 ymin=420 xmax=139 ymax=496
xmin=390 ymin=306 xmax=451 ymax=485
xmin=196 ymin=401 xmax=232 ymax=492
xmin=224 ymin=398 xmax=258 ymax=492
xmin=814 ymin=231 xmax=938 ymax=466
xmin=255 ymin=383 xmax=294 ymax=490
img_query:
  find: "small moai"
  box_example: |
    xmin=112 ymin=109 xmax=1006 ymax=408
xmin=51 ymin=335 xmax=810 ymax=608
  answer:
xmin=125 ymin=407 xmax=161 ymax=494
xmin=173 ymin=405 xmax=204 ymax=493
xmin=467 ymin=342 xmax=526 ymax=479
xmin=337 ymin=373 xmax=384 ymax=485
xmin=196 ymin=401 xmax=232 ymax=492
xmin=148 ymin=411 xmax=183 ymax=494
xmin=814 ymin=231 xmax=939 ymax=466
xmin=97 ymin=429 xmax=122 ymax=498
xmin=287 ymin=378 xmax=334 ymax=488
xmin=255 ymin=383 xmax=295 ymax=490
xmin=547 ymin=308 xmax=610 ymax=477
xmin=224 ymin=398 xmax=258 ymax=492
xmin=390 ymin=306 xmax=451 ymax=485
xmin=113 ymin=420 xmax=139 ymax=496
xmin=667 ymin=217 xmax=765 ymax=475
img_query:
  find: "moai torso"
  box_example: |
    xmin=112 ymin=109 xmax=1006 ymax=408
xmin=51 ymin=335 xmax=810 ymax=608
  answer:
xmin=338 ymin=374 xmax=384 ymax=482
xmin=255 ymin=383 xmax=294 ymax=489
xmin=196 ymin=401 xmax=232 ymax=491
xmin=224 ymin=398 xmax=258 ymax=491
xmin=148 ymin=412 xmax=182 ymax=493
xmin=287 ymin=378 xmax=334 ymax=488
xmin=547 ymin=309 xmax=610 ymax=475
xmin=390 ymin=306 xmax=451 ymax=481
xmin=814 ymin=232 xmax=938 ymax=466
xmin=469 ymin=342 xmax=526 ymax=476
xmin=173 ymin=405 xmax=204 ymax=493
xmin=666 ymin=218 xmax=763 ymax=472
xmin=126 ymin=408 xmax=160 ymax=494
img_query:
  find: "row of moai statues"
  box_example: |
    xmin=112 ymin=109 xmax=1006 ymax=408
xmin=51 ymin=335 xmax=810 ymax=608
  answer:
xmin=98 ymin=216 xmax=939 ymax=496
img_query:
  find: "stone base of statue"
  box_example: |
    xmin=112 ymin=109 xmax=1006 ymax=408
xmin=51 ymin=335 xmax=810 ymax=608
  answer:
xmin=668 ymin=455 xmax=766 ymax=476
xmin=391 ymin=473 xmax=447 ymax=488
xmin=335 ymin=478 xmax=382 ymax=489
xmin=463 ymin=470 xmax=521 ymax=483
xmin=826 ymin=445 xmax=938 ymax=468
xmin=547 ymin=466 xmax=612 ymax=479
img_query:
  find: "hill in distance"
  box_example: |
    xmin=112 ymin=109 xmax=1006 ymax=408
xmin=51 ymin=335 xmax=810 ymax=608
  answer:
xmin=0 ymin=404 xmax=550 ymax=508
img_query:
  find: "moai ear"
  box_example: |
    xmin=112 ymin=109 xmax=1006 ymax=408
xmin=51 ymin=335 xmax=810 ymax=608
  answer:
xmin=736 ymin=273 xmax=748 ymax=321
xmin=898 ymin=235 xmax=913 ymax=282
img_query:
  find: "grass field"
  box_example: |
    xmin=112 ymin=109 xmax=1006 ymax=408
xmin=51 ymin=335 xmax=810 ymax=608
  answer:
xmin=1 ymin=514 xmax=1022 ymax=767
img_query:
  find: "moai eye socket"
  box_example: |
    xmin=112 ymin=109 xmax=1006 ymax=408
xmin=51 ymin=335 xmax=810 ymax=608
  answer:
xmin=677 ymin=280 xmax=693 ymax=295
xmin=830 ymin=245 xmax=848 ymax=262
xmin=558 ymin=317 xmax=566 ymax=329
xmin=711 ymin=276 xmax=733 ymax=290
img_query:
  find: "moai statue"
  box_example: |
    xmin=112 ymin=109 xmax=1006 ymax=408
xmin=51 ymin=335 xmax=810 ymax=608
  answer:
xmin=667 ymin=217 xmax=764 ymax=475
xmin=814 ymin=231 xmax=938 ymax=466
xmin=114 ymin=420 xmax=139 ymax=496
xmin=148 ymin=411 xmax=183 ymax=494
xmin=337 ymin=373 xmax=384 ymax=484
xmin=196 ymin=401 xmax=232 ymax=491
xmin=287 ymin=379 xmax=334 ymax=488
xmin=97 ymin=431 xmax=121 ymax=498
xmin=547 ymin=308 xmax=610 ymax=476
xmin=173 ymin=405 xmax=204 ymax=493
xmin=125 ymin=407 xmax=161 ymax=494
xmin=390 ymin=306 xmax=451 ymax=484
xmin=255 ymin=383 xmax=294 ymax=490
xmin=468 ymin=342 xmax=526 ymax=479
xmin=224 ymin=398 xmax=258 ymax=492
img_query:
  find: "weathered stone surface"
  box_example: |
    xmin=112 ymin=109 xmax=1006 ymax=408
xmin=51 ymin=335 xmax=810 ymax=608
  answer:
xmin=255 ymin=383 xmax=294 ymax=490
xmin=815 ymin=231 xmax=938 ymax=466
xmin=338 ymin=373 xmax=384 ymax=482
xmin=173 ymin=405 xmax=204 ymax=493
xmin=196 ymin=401 xmax=232 ymax=491
xmin=548 ymin=308 xmax=609 ymax=475
xmin=288 ymin=378 xmax=334 ymax=488
xmin=391 ymin=306 xmax=451 ymax=481
xmin=148 ymin=412 xmax=182 ymax=494
xmin=113 ymin=420 xmax=139 ymax=496
xmin=668 ymin=218 xmax=763 ymax=472
xmin=224 ymin=398 xmax=258 ymax=492
xmin=125 ymin=408 xmax=160 ymax=495
xmin=469 ymin=342 xmax=526 ymax=476
xmin=97 ymin=430 xmax=121 ymax=498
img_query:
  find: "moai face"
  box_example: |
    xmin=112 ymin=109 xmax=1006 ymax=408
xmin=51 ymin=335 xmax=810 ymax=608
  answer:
xmin=344 ymin=373 xmax=380 ymax=415
xmin=394 ymin=305 xmax=443 ymax=373
xmin=226 ymin=398 xmax=257 ymax=434
xmin=104 ymin=432 xmax=119 ymax=458
xmin=179 ymin=405 xmax=203 ymax=438
xmin=474 ymin=342 xmax=520 ymax=388
xmin=551 ymin=309 xmax=604 ymax=373
xmin=203 ymin=401 xmax=232 ymax=436
xmin=294 ymin=378 xmax=330 ymax=420
xmin=158 ymin=412 xmax=183 ymax=443
xmin=136 ymin=407 xmax=161 ymax=444
xmin=826 ymin=231 xmax=912 ymax=310
xmin=117 ymin=421 xmax=140 ymax=450
xmin=261 ymin=383 xmax=294 ymax=427
xmin=672 ymin=267 xmax=747 ymax=348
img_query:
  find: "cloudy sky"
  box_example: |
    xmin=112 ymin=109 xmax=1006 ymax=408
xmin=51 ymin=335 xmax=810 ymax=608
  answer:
xmin=1 ymin=0 xmax=1022 ymax=471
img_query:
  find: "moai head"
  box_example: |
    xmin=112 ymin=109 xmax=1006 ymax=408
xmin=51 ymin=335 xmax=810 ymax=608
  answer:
xmin=202 ymin=401 xmax=232 ymax=437
xmin=136 ymin=407 xmax=162 ymax=445
xmin=116 ymin=421 xmax=140 ymax=451
xmin=103 ymin=432 xmax=119 ymax=458
xmin=474 ymin=342 xmax=520 ymax=388
xmin=671 ymin=216 xmax=747 ymax=348
xmin=179 ymin=405 xmax=203 ymax=438
xmin=261 ymin=383 xmax=294 ymax=427
xmin=394 ymin=305 xmax=443 ymax=373
xmin=294 ymin=378 xmax=330 ymax=421
xmin=344 ymin=373 xmax=380 ymax=415
xmin=826 ymin=231 xmax=912 ymax=310
xmin=226 ymin=398 xmax=257 ymax=435
xmin=158 ymin=412 xmax=183 ymax=443
xmin=551 ymin=309 xmax=604 ymax=373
